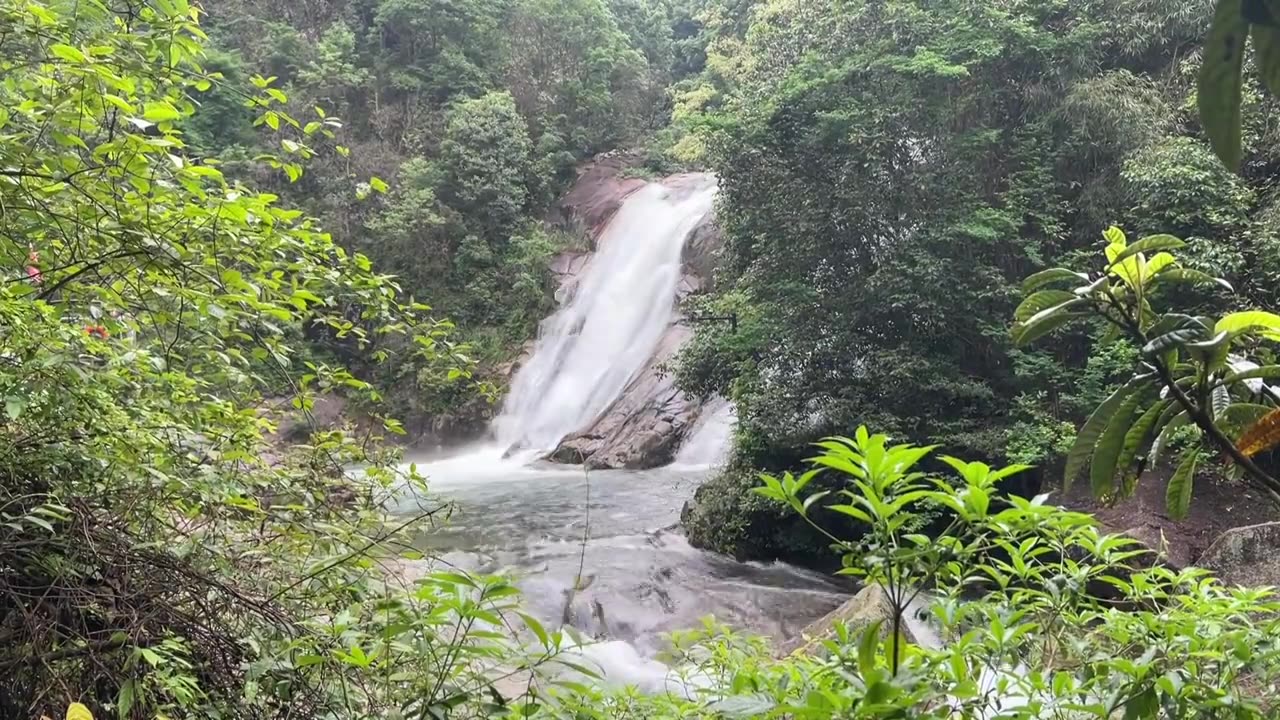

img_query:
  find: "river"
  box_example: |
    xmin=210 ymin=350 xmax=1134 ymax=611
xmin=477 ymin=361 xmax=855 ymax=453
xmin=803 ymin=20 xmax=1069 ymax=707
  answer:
xmin=393 ymin=173 xmax=848 ymax=683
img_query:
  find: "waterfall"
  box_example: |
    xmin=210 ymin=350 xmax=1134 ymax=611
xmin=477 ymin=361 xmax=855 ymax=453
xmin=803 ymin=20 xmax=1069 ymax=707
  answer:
xmin=493 ymin=175 xmax=718 ymax=456
xmin=672 ymin=397 xmax=736 ymax=467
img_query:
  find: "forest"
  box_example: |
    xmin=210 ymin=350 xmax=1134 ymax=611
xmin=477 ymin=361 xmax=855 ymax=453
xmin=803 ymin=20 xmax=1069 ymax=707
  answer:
xmin=8 ymin=0 xmax=1280 ymax=717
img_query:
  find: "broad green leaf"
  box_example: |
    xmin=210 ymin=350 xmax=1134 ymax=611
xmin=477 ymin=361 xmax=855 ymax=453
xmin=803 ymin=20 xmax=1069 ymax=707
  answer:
xmin=1011 ymin=299 xmax=1087 ymax=346
xmin=1215 ymin=310 xmax=1280 ymax=341
xmin=1166 ymin=450 xmax=1199 ymax=519
xmin=1218 ymin=364 xmax=1280 ymax=387
xmin=142 ymin=100 xmax=181 ymax=122
xmin=1116 ymin=399 xmax=1171 ymax=497
xmin=66 ymin=702 xmax=93 ymax=720
xmin=1198 ymin=0 xmax=1247 ymax=169
xmin=1066 ymin=378 xmax=1148 ymax=490
xmin=1141 ymin=315 xmax=1211 ymax=357
xmin=1218 ymin=402 xmax=1276 ymax=436
xmin=1150 ymin=410 xmax=1192 ymax=465
xmin=1107 ymin=234 xmax=1185 ymax=268
xmin=1152 ymin=267 xmax=1233 ymax=291
xmin=1021 ymin=268 xmax=1088 ymax=293
xmin=1091 ymin=390 xmax=1148 ymax=497
xmin=49 ymin=43 xmax=87 ymax=63
xmin=1014 ymin=290 xmax=1077 ymax=322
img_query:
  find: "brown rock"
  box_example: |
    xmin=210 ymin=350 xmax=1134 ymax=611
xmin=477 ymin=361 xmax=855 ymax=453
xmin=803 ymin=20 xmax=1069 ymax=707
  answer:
xmin=1198 ymin=521 xmax=1280 ymax=587
xmin=775 ymin=585 xmax=919 ymax=658
xmin=550 ymin=151 xmax=647 ymax=241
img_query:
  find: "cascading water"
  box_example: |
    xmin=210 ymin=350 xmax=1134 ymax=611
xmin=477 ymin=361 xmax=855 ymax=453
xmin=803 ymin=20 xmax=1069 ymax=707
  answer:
xmin=399 ymin=172 xmax=844 ymax=690
xmin=672 ymin=396 xmax=736 ymax=467
xmin=494 ymin=176 xmax=718 ymax=456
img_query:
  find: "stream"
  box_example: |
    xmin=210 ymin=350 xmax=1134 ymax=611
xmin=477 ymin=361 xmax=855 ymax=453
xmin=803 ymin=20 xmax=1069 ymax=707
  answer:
xmin=393 ymin=174 xmax=848 ymax=685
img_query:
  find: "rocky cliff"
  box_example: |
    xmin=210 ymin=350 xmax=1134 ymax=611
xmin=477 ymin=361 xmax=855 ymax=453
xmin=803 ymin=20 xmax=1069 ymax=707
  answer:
xmin=530 ymin=156 xmax=723 ymax=469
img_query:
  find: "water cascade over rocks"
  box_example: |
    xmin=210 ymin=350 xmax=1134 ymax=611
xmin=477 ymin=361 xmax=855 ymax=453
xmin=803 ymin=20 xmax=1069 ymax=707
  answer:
xmin=494 ymin=175 xmax=718 ymax=460
xmin=400 ymin=168 xmax=848 ymax=692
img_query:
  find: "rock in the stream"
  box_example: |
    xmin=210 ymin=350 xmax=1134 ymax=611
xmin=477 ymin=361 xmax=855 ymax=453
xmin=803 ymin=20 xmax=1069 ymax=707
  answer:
xmin=775 ymin=585 xmax=918 ymax=658
xmin=1199 ymin=521 xmax=1280 ymax=587
xmin=550 ymin=324 xmax=701 ymax=469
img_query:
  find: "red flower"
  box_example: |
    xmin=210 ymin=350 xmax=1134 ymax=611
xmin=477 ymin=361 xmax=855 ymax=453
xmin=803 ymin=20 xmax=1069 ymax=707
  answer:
xmin=25 ymin=265 xmax=42 ymax=284
xmin=85 ymin=324 xmax=109 ymax=339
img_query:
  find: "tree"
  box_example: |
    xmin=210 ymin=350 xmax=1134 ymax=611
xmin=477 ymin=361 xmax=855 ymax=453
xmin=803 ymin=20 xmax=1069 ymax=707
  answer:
xmin=1013 ymin=226 xmax=1280 ymax=516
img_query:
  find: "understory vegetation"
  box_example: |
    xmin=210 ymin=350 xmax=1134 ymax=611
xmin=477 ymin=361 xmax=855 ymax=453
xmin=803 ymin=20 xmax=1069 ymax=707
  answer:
xmin=10 ymin=0 xmax=1280 ymax=717
xmin=674 ymin=0 xmax=1280 ymax=560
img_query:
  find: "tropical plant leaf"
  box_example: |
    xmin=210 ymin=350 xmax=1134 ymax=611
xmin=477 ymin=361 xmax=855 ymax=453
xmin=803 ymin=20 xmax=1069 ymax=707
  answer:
xmin=1011 ymin=302 xmax=1086 ymax=346
xmin=1166 ymin=450 xmax=1199 ymax=520
xmin=1116 ymin=399 xmax=1171 ymax=497
xmin=1198 ymin=0 xmax=1247 ymax=169
xmin=1150 ymin=409 xmax=1192 ymax=466
xmin=1021 ymin=268 xmax=1089 ymax=294
xmin=1216 ymin=310 xmax=1280 ymax=341
xmin=1218 ymin=402 xmax=1277 ymax=436
xmin=1091 ymin=390 xmax=1149 ymax=498
xmin=1151 ymin=267 xmax=1234 ymax=291
xmin=1015 ymin=290 xmax=1077 ymax=322
xmin=1212 ymin=384 xmax=1231 ymax=420
xmin=1065 ymin=378 xmax=1148 ymax=490
xmin=1107 ymin=234 xmax=1185 ymax=267
xmin=1236 ymin=407 xmax=1280 ymax=457
xmin=1141 ymin=315 xmax=1211 ymax=357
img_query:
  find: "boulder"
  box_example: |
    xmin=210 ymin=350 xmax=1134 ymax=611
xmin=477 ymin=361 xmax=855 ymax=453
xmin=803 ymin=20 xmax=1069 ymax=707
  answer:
xmin=775 ymin=585 xmax=919 ymax=658
xmin=548 ymin=325 xmax=702 ymax=470
xmin=1198 ymin=521 xmax=1280 ymax=587
xmin=681 ymin=214 xmax=723 ymax=291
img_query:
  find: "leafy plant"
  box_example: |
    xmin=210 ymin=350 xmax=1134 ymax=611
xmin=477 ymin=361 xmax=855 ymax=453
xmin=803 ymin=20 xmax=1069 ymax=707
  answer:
xmin=1013 ymin=226 xmax=1280 ymax=516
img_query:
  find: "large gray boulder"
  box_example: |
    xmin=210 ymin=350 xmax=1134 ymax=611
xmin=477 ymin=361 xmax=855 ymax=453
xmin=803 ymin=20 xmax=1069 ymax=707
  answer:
xmin=1198 ymin=521 xmax=1280 ymax=587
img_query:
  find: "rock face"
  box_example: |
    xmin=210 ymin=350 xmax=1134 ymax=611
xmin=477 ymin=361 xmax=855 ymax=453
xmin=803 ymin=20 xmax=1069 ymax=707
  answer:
xmin=549 ymin=151 xmax=648 ymax=242
xmin=1198 ymin=521 xmax=1280 ymax=587
xmin=537 ymin=159 xmax=725 ymax=470
xmin=550 ymin=325 xmax=701 ymax=469
xmin=775 ymin=585 xmax=919 ymax=658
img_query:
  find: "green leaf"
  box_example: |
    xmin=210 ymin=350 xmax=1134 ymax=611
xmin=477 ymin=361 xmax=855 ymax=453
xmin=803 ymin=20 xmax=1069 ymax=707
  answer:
xmin=1011 ymin=299 xmax=1087 ymax=346
xmin=49 ymin=43 xmax=87 ymax=63
xmin=4 ymin=396 xmax=26 ymax=421
xmin=1115 ymin=399 xmax=1170 ymax=497
xmin=857 ymin=619 xmax=883 ymax=677
xmin=1151 ymin=268 xmax=1234 ymax=292
xmin=1021 ymin=268 xmax=1088 ymax=294
xmin=1166 ymin=451 xmax=1199 ymax=520
xmin=1150 ymin=410 xmax=1192 ymax=465
xmin=142 ymin=101 xmax=181 ymax=122
xmin=1066 ymin=378 xmax=1147 ymax=490
xmin=1215 ymin=310 xmax=1280 ymax=341
xmin=1198 ymin=0 xmax=1248 ymax=170
xmin=1014 ymin=290 xmax=1077 ymax=322
xmin=370 ymin=176 xmax=389 ymax=193
xmin=1107 ymin=234 xmax=1185 ymax=267
xmin=1091 ymin=390 xmax=1148 ymax=497
xmin=1141 ymin=315 xmax=1211 ymax=357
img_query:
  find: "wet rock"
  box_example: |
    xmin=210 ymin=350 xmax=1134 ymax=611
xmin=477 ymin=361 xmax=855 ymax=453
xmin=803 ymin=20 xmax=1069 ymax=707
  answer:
xmin=1199 ymin=521 xmax=1280 ymax=587
xmin=775 ymin=585 xmax=918 ymax=658
xmin=681 ymin=213 xmax=723 ymax=292
xmin=549 ymin=151 xmax=647 ymax=242
xmin=548 ymin=325 xmax=702 ymax=470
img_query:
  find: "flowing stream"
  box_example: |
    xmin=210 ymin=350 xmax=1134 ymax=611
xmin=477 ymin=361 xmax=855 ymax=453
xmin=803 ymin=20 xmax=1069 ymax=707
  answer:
xmin=399 ymin=175 xmax=846 ymax=686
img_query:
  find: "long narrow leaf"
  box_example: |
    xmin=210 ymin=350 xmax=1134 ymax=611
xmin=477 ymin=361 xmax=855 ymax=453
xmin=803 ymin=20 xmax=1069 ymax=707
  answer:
xmin=1090 ymin=390 xmax=1148 ymax=498
xmin=1198 ymin=0 xmax=1247 ymax=169
xmin=1115 ymin=399 xmax=1171 ymax=497
xmin=1065 ymin=378 xmax=1147 ymax=490
xmin=1166 ymin=451 xmax=1199 ymax=520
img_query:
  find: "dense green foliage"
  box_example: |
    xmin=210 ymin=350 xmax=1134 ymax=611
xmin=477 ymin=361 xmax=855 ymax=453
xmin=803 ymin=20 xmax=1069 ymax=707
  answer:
xmin=12 ymin=0 xmax=1280 ymax=717
xmin=190 ymin=0 xmax=704 ymax=435
xmin=675 ymin=0 xmax=1280 ymax=560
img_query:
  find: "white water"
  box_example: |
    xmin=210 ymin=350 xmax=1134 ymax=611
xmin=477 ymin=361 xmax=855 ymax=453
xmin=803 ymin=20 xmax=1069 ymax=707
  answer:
xmin=672 ymin=396 xmax=736 ymax=468
xmin=493 ymin=176 xmax=718 ymax=456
